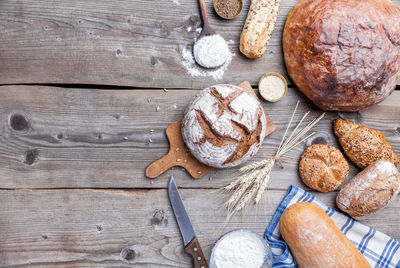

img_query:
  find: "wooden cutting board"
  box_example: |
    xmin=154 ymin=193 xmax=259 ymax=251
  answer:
xmin=145 ymin=81 xmax=275 ymax=179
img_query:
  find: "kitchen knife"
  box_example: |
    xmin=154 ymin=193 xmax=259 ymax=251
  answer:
xmin=168 ymin=176 xmax=208 ymax=268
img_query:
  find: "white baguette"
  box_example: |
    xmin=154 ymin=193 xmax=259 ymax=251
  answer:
xmin=280 ymin=202 xmax=370 ymax=268
xmin=240 ymin=0 xmax=280 ymax=58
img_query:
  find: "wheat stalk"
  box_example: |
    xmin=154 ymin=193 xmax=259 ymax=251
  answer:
xmin=222 ymin=100 xmax=325 ymax=219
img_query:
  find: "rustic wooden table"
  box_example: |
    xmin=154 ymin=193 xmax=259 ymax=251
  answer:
xmin=0 ymin=0 xmax=399 ymax=267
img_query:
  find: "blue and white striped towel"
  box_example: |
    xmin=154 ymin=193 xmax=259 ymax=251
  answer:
xmin=265 ymin=185 xmax=400 ymax=268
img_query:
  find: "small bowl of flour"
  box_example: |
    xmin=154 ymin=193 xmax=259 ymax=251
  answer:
xmin=210 ymin=229 xmax=273 ymax=268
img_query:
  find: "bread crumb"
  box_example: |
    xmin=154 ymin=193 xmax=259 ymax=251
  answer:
xmin=156 ymin=106 xmax=160 ymax=112
xmin=123 ymin=136 xmax=128 ymax=140
xmin=149 ymin=138 xmax=153 ymax=143
xmin=150 ymin=180 xmax=154 ymax=184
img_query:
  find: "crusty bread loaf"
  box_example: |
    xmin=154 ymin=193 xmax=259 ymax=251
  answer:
xmin=239 ymin=0 xmax=280 ymax=58
xmin=299 ymin=144 xmax=349 ymax=192
xmin=334 ymin=118 xmax=398 ymax=169
xmin=283 ymin=0 xmax=400 ymax=111
xmin=181 ymin=84 xmax=267 ymax=168
xmin=337 ymin=160 xmax=400 ymax=219
xmin=280 ymin=202 xmax=370 ymax=268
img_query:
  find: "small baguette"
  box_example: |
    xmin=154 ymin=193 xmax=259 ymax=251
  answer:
xmin=280 ymin=202 xmax=370 ymax=268
xmin=337 ymin=160 xmax=400 ymax=219
xmin=239 ymin=0 xmax=280 ymax=58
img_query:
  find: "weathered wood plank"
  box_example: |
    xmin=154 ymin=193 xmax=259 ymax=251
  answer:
xmin=1 ymin=0 xmax=399 ymax=88
xmin=0 ymin=188 xmax=398 ymax=267
xmin=0 ymin=85 xmax=399 ymax=189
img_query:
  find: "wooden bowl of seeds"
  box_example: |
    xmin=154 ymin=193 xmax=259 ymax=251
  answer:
xmin=214 ymin=0 xmax=242 ymax=19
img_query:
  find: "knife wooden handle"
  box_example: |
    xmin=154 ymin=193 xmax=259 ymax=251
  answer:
xmin=184 ymin=237 xmax=208 ymax=268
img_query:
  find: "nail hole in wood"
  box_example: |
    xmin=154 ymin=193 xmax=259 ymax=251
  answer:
xmin=42 ymin=235 xmax=48 ymax=239
xmin=10 ymin=114 xmax=29 ymax=131
xmin=116 ymin=49 xmax=122 ymax=56
xmin=152 ymin=209 xmax=165 ymax=225
xmin=57 ymin=133 xmax=63 ymax=139
xmin=113 ymin=114 xmax=120 ymax=120
xmin=96 ymin=225 xmax=103 ymax=232
xmin=98 ymin=134 xmax=102 ymax=139
xmin=24 ymin=149 xmax=38 ymax=165
xmin=396 ymin=127 xmax=400 ymax=134
xmin=150 ymin=56 xmax=158 ymax=66
xmin=120 ymin=247 xmax=136 ymax=261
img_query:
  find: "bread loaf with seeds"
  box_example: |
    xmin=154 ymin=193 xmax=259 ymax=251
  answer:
xmin=181 ymin=84 xmax=267 ymax=168
xmin=240 ymin=0 xmax=281 ymax=58
xmin=334 ymin=118 xmax=398 ymax=169
xmin=299 ymin=144 xmax=349 ymax=192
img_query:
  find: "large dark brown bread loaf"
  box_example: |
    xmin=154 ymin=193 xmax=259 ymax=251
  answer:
xmin=283 ymin=0 xmax=400 ymax=111
xmin=181 ymin=84 xmax=266 ymax=168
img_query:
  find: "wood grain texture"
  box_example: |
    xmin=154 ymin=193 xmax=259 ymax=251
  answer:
xmin=0 ymin=85 xmax=399 ymax=190
xmin=0 ymin=188 xmax=398 ymax=267
xmin=1 ymin=0 xmax=399 ymax=88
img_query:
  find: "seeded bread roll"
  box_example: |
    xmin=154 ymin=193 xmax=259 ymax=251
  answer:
xmin=240 ymin=0 xmax=281 ymax=58
xmin=280 ymin=202 xmax=370 ymax=268
xmin=299 ymin=144 xmax=349 ymax=192
xmin=181 ymin=84 xmax=266 ymax=168
xmin=334 ymin=118 xmax=398 ymax=169
xmin=337 ymin=160 xmax=400 ymax=219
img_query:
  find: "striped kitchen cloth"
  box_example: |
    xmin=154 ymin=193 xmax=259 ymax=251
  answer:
xmin=265 ymin=185 xmax=400 ymax=268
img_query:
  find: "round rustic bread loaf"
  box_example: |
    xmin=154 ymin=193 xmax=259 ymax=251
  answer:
xmin=181 ymin=84 xmax=267 ymax=168
xmin=299 ymin=144 xmax=349 ymax=192
xmin=283 ymin=0 xmax=400 ymax=111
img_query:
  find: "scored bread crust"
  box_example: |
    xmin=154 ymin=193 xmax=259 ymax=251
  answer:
xmin=283 ymin=0 xmax=400 ymax=111
xmin=299 ymin=144 xmax=349 ymax=192
xmin=181 ymin=84 xmax=266 ymax=168
xmin=336 ymin=160 xmax=400 ymax=219
xmin=334 ymin=118 xmax=399 ymax=169
xmin=280 ymin=202 xmax=370 ymax=268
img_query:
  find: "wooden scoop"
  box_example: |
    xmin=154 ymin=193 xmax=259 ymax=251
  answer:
xmin=146 ymin=81 xmax=275 ymax=179
xmin=193 ymin=0 xmax=230 ymax=68
xmin=197 ymin=0 xmax=216 ymax=40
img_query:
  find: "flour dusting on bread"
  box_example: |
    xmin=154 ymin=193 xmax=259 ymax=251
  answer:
xmin=337 ymin=159 xmax=400 ymax=219
xmin=182 ymin=84 xmax=266 ymax=168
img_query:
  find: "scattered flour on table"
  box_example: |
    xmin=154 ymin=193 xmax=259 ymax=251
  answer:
xmin=211 ymin=231 xmax=266 ymax=268
xmin=180 ymin=28 xmax=234 ymax=80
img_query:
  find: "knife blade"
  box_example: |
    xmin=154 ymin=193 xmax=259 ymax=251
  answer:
xmin=168 ymin=176 xmax=208 ymax=268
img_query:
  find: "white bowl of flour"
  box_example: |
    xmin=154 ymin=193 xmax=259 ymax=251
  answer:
xmin=210 ymin=229 xmax=273 ymax=268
